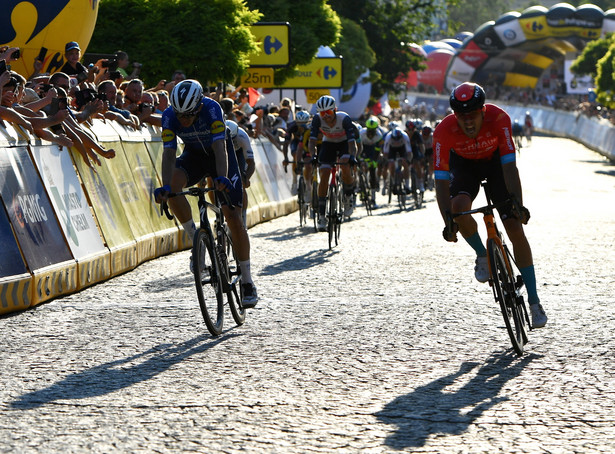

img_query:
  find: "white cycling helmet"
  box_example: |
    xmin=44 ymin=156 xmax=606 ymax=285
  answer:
xmin=225 ymin=120 xmax=239 ymax=138
xmin=295 ymin=110 xmax=310 ymax=124
xmin=316 ymin=95 xmax=336 ymax=112
xmin=170 ymin=79 xmax=203 ymax=114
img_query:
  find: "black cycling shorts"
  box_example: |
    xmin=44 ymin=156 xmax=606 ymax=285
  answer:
xmin=387 ymin=145 xmax=406 ymax=161
xmin=175 ymin=136 xmax=244 ymax=207
xmin=318 ymin=140 xmax=350 ymax=166
xmin=449 ymin=150 xmax=515 ymax=220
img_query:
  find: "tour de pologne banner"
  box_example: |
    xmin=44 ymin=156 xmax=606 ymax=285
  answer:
xmin=30 ymin=144 xmax=106 ymax=259
xmin=0 ymin=146 xmax=73 ymax=271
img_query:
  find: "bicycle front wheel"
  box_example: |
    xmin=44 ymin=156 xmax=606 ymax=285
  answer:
xmin=297 ymin=176 xmax=307 ymax=227
xmin=327 ymin=184 xmax=338 ymax=250
xmin=312 ymin=180 xmax=319 ymax=233
xmin=488 ymin=238 xmax=526 ymax=356
xmin=193 ymin=229 xmax=224 ymax=336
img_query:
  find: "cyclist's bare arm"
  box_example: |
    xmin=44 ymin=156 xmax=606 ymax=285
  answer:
xmin=502 ymin=161 xmax=523 ymax=205
xmin=161 ymin=146 xmax=178 ymax=187
xmin=212 ymin=139 xmax=228 ymax=180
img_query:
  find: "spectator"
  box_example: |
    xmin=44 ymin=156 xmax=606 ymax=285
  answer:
xmin=60 ymin=41 xmax=89 ymax=79
xmin=164 ymin=69 xmax=186 ymax=93
xmin=122 ymin=79 xmax=160 ymax=126
xmin=115 ymin=50 xmax=141 ymax=81
xmin=97 ymin=80 xmax=139 ymax=129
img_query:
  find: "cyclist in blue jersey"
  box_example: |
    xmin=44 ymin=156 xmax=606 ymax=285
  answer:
xmin=308 ymin=95 xmax=358 ymax=230
xmin=154 ymin=80 xmax=258 ymax=307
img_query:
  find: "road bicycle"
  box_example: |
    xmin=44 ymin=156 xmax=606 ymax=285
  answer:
xmin=162 ymin=187 xmax=245 ymax=336
xmin=445 ymin=181 xmax=532 ymax=356
xmin=410 ymin=166 xmax=424 ymax=209
xmin=356 ymin=158 xmax=374 ymax=216
xmin=387 ymin=157 xmax=407 ymax=211
xmin=287 ymin=159 xmax=310 ymax=228
xmin=325 ymin=162 xmax=345 ymax=250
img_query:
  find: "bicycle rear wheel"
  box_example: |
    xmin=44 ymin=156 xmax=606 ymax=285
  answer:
xmin=227 ymin=249 xmax=245 ymax=326
xmin=358 ymin=172 xmax=372 ymax=215
xmin=193 ymin=229 xmax=224 ymax=336
xmin=488 ymin=238 xmax=527 ymax=356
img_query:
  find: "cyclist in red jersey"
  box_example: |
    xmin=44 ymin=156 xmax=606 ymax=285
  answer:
xmin=433 ymin=82 xmax=547 ymax=328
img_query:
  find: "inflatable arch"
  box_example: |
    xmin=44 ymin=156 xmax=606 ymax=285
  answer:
xmin=0 ymin=0 xmax=99 ymax=79
xmin=408 ymin=3 xmax=615 ymax=93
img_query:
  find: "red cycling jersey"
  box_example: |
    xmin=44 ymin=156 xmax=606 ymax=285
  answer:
xmin=432 ymin=104 xmax=516 ymax=180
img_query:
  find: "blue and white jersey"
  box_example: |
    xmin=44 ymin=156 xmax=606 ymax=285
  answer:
xmin=161 ymin=97 xmax=226 ymax=152
xmin=233 ymin=127 xmax=254 ymax=160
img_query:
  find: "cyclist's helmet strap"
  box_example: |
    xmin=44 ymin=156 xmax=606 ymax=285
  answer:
xmin=316 ymin=95 xmax=336 ymax=112
xmin=449 ymin=82 xmax=485 ymax=113
xmin=170 ymin=79 xmax=203 ymax=114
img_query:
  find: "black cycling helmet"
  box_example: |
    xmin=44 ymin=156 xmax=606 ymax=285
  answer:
xmin=405 ymin=119 xmax=415 ymax=130
xmin=422 ymin=125 xmax=432 ymax=134
xmin=449 ymin=82 xmax=485 ymax=113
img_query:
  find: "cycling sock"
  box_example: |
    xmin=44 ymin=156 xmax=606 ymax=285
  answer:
xmin=520 ymin=265 xmax=540 ymax=305
xmin=239 ymin=260 xmax=253 ymax=284
xmin=182 ymin=220 xmax=196 ymax=240
xmin=318 ymin=197 xmax=326 ymax=216
xmin=464 ymin=232 xmax=487 ymax=257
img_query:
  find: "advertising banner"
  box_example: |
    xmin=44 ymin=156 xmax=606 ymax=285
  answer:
xmin=0 ymin=146 xmax=73 ymax=270
xmin=30 ymin=144 xmax=105 ymax=258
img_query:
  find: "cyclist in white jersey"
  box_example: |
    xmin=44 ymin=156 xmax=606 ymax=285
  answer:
xmin=382 ymin=127 xmax=412 ymax=194
xmin=309 ymin=95 xmax=357 ymax=230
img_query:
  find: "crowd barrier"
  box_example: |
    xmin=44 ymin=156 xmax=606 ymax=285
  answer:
xmin=0 ymin=118 xmax=295 ymax=315
xmin=1 ymin=104 xmax=613 ymax=315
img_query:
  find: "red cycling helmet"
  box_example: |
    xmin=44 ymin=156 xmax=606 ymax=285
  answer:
xmin=449 ymin=82 xmax=485 ymax=113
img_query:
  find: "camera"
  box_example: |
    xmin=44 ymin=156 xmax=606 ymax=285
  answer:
xmin=11 ymin=49 xmax=20 ymax=60
xmin=76 ymin=71 xmax=88 ymax=83
xmin=96 ymin=92 xmax=107 ymax=102
xmin=48 ymin=97 xmax=68 ymax=115
xmin=0 ymin=59 xmax=9 ymax=74
xmin=75 ymin=88 xmax=97 ymax=109
xmin=101 ymin=58 xmax=118 ymax=71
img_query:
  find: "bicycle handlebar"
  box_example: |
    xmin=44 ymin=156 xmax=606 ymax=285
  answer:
xmin=160 ymin=187 xmax=233 ymax=220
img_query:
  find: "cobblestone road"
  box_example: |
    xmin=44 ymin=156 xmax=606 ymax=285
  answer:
xmin=1 ymin=136 xmax=614 ymax=453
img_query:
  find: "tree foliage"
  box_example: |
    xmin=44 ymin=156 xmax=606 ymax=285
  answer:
xmin=244 ymin=0 xmax=341 ymax=85
xmin=332 ymin=17 xmax=376 ymax=91
xmin=89 ymin=0 xmax=260 ymax=87
xmin=329 ymin=0 xmax=446 ymax=98
xmin=447 ymin=0 xmax=513 ymax=36
xmin=570 ymin=34 xmax=615 ymax=77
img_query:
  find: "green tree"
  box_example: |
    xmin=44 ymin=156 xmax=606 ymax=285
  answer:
xmin=244 ymin=0 xmax=341 ymax=85
xmin=595 ymin=43 xmax=615 ymax=107
xmin=330 ymin=0 xmax=445 ymax=97
xmin=570 ymin=34 xmax=615 ymax=77
xmin=447 ymin=0 xmax=513 ymax=35
xmin=89 ymin=0 xmax=261 ymax=87
xmin=332 ymin=17 xmax=376 ymax=91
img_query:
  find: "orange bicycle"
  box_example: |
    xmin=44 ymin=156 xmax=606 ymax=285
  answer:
xmin=446 ymin=181 xmax=532 ymax=356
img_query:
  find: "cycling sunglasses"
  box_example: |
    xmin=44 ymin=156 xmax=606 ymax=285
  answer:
xmin=319 ymin=109 xmax=334 ymax=117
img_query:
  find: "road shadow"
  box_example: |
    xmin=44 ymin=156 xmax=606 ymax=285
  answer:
xmin=259 ymin=248 xmax=340 ymax=276
xmin=250 ymin=225 xmax=312 ymax=241
xmin=576 ymin=158 xmax=615 ymax=177
xmin=375 ymin=351 xmax=540 ymax=449
xmin=11 ymin=333 xmax=238 ymax=410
